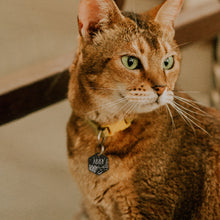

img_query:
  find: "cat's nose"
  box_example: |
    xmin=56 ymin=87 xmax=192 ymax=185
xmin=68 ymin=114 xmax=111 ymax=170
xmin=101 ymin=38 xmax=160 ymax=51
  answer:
xmin=152 ymin=85 xmax=167 ymax=96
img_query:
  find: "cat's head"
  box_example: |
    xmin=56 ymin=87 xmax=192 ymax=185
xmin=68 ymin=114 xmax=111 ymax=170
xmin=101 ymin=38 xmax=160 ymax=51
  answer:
xmin=68 ymin=0 xmax=184 ymax=124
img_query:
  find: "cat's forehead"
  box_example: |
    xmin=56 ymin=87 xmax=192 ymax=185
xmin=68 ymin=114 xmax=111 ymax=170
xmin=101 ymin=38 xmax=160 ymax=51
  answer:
xmin=122 ymin=12 xmax=164 ymax=49
xmin=93 ymin=12 xmax=176 ymax=57
xmin=122 ymin=12 xmax=153 ymax=30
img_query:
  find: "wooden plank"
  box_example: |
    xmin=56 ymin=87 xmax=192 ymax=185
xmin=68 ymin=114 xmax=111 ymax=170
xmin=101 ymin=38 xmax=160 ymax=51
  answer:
xmin=0 ymin=53 xmax=73 ymax=125
xmin=1 ymin=1 xmax=220 ymax=125
xmin=114 ymin=0 xmax=125 ymax=9
xmin=0 ymin=71 xmax=70 ymax=125
xmin=175 ymin=2 xmax=220 ymax=45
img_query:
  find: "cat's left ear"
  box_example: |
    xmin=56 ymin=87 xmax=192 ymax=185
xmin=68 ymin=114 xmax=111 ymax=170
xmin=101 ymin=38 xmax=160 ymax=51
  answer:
xmin=78 ymin=0 xmax=124 ymax=39
xmin=154 ymin=0 xmax=184 ymax=30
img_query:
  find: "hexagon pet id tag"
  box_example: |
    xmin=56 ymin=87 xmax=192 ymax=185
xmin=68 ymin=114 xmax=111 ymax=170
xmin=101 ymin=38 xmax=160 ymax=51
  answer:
xmin=88 ymin=130 xmax=109 ymax=175
xmin=88 ymin=153 xmax=109 ymax=175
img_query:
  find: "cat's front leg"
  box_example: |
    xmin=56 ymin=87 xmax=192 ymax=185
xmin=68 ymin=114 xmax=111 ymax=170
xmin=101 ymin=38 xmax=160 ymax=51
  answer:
xmin=97 ymin=183 xmax=144 ymax=220
xmin=84 ymin=191 xmax=143 ymax=219
xmin=83 ymin=199 xmax=110 ymax=220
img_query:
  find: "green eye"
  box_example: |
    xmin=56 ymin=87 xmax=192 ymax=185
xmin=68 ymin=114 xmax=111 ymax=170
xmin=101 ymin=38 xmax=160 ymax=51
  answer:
xmin=122 ymin=56 xmax=140 ymax=70
xmin=163 ymin=56 xmax=174 ymax=70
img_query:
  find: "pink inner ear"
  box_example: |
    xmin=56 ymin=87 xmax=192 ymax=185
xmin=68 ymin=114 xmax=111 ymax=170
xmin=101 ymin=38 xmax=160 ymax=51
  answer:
xmin=155 ymin=0 xmax=184 ymax=27
xmin=78 ymin=0 xmax=104 ymax=36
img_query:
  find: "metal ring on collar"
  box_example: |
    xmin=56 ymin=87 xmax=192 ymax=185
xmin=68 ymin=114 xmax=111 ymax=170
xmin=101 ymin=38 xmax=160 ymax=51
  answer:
xmin=97 ymin=130 xmax=106 ymax=146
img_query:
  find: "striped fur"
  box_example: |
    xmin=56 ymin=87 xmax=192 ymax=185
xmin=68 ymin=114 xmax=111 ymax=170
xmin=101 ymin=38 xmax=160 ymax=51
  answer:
xmin=67 ymin=0 xmax=220 ymax=219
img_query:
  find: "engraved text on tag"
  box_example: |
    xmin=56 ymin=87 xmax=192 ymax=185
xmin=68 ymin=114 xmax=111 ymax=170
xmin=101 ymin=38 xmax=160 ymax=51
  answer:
xmin=88 ymin=153 xmax=109 ymax=175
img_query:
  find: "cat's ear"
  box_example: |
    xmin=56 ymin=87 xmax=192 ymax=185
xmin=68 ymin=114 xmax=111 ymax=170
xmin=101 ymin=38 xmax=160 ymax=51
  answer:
xmin=78 ymin=0 xmax=124 ymax=39
xmin=153 ymin=0 xmax=184 ymax=29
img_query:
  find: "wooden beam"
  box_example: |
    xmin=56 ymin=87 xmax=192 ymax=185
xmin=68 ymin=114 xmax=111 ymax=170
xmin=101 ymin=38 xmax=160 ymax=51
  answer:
xmin=175 ymin=2 xmax=220 ymax=45
xmin=1 ymin=1 xmax=220 ymax=125
xmin=0 ymin=53 xmax=73 ymax=125
xmin=114 ymin=0 xmax=125 ymax=9
xmin=0 ymin=71 xmax=70 ymax=126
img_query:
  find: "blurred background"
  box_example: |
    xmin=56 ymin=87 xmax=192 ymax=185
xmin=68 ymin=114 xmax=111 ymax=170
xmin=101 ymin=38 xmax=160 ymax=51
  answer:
xmin=0 ymin=0 xmax=219 ymax=219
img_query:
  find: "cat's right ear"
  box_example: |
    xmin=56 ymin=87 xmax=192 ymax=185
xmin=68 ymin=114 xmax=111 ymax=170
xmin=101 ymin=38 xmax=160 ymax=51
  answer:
xmin=78 ymin=0 xmax=124 ymax=40
xmin=148 ymin=0 xmax=184 ymax=32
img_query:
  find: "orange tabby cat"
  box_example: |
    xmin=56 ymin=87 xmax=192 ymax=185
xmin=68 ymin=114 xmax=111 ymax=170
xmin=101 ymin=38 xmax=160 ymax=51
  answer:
xmin=67 ymin=0 xmax=220 ymax=219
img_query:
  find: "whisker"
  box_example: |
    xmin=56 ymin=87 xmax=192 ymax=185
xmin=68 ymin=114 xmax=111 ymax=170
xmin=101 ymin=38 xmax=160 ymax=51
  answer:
xmin=130 ymin=103 xmax=138 ymax=116
xmin=174 ymin=95 xmax=202 ymax=105
xmin=174 ymin=95 xmax=210 ymax=116
xmin=174 ymin=95 xmax=205 ymax=106
xmin=173 ymin=101 xmax=208 ymax=117
xmin=169 ymin=103 xmax=191 ymax=126
xmin=174 ymin=90 xmax=200 ymax=94
xmin=170 ymin=102 xmax=210 ymax=135
xmin=99 ymin=98 xmax=126 ymax=109
xmin=118 ymin=101 xmax=131 ymax=121
xmin=174 ymin=41 xmax=193 ymax=48
xmin=120 ymin=103 xmax=130 ymax=120
xmin=169 ymin=102 xmax=196 ymax=133
xmin=123 ymin=102 xmax=135 ymax=119
xmin=180 ymin=112 xmax=210 ymax=136
xmin=166 ymin=104 xmax=175 ymax=129
xmin=85 ymin=98 xmax=126 ymax=114
xmin=172 ymin=103 xmax=201 ymax=123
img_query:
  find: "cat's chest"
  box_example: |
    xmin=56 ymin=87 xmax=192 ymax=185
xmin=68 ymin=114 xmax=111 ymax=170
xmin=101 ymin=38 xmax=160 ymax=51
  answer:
xmin=68 ymin=135 xmax=138 ymax=199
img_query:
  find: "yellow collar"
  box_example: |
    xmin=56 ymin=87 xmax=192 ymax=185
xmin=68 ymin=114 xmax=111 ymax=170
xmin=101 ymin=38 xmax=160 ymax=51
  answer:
xmin=88 ymin=118 xmax=133 ymax=137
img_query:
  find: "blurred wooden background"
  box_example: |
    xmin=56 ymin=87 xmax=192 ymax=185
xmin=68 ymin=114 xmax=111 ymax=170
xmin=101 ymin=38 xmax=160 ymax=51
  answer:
xmin=0 ymin=0 xmax=220 ymax=219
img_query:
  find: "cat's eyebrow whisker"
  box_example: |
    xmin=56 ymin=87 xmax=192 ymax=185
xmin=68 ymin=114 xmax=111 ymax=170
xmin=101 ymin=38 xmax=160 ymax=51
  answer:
xmin=174 ymin=95 xmax=211 ymax=116
xmin=166 ymin=104 xmax=175 ymax=130
xmin=174 ymin=41 xmax=193 ymax=48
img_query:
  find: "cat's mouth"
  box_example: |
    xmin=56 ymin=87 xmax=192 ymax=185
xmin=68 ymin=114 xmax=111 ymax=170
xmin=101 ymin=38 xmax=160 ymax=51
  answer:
xmin=125 ymin=91 xmax=159 ymax=105
xmin=119 ymin=89 xmax=174 ymax=113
